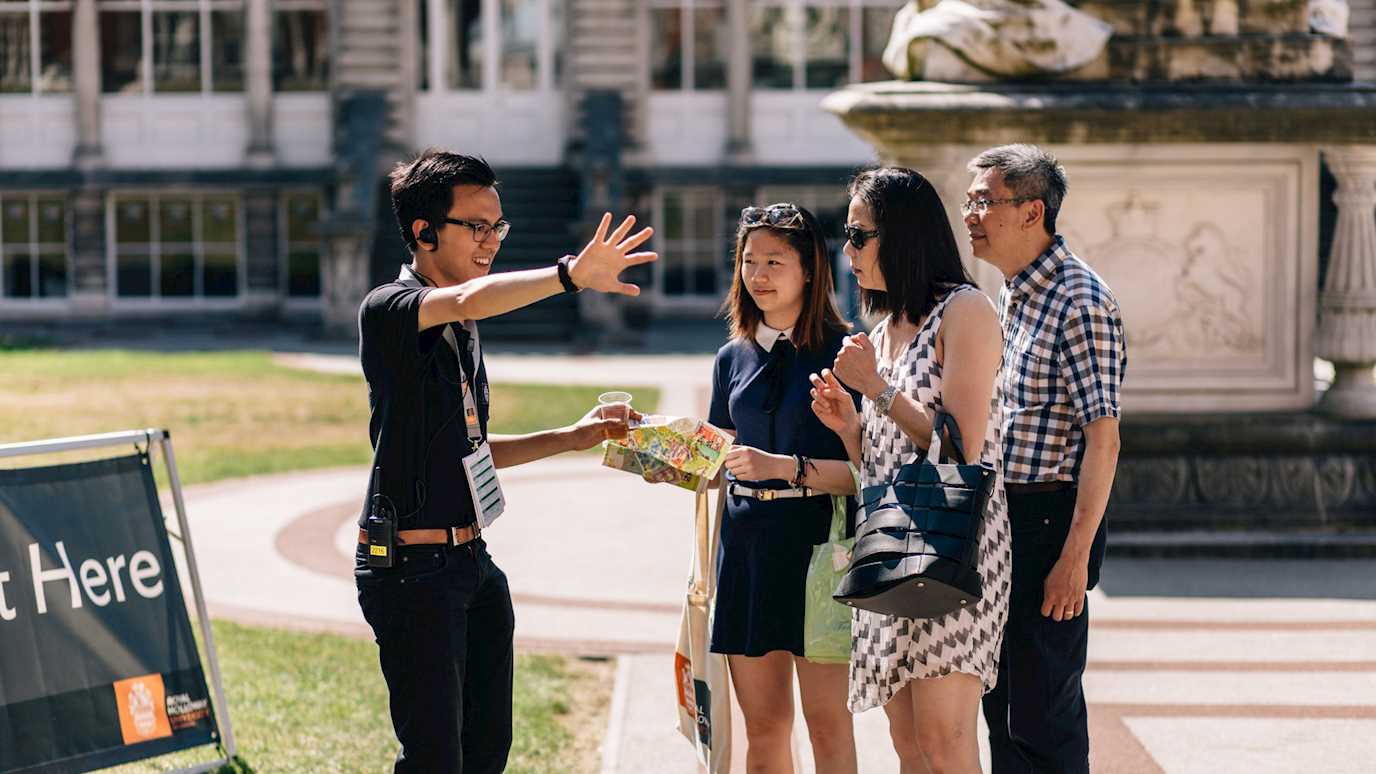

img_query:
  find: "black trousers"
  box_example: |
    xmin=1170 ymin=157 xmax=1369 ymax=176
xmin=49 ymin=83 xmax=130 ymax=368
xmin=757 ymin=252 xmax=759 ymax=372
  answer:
xmin=356 ymin=538 xmax=515 ymax=774
xmin=981 ymin=489 xmax=1107 ymax=774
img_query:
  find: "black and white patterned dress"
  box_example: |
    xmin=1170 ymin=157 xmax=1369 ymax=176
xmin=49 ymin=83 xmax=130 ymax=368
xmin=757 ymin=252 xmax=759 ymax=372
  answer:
xmin=848 ymin=286 xmax=1013 ymax=712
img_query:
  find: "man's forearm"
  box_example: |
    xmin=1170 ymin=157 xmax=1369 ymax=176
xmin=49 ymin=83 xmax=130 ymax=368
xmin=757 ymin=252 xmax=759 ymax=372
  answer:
xmin=489 ymin=429 xmax=575 ymax=469
xmin=1063 ymin=432 xmax=1119 ymax=560
xmin=422 ymin=267 xmax=564 ymax=330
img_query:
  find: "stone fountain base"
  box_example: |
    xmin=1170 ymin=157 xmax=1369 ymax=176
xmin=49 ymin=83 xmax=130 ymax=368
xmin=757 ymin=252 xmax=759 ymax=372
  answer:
xmin=1109 ymin=411 xmax=1376 ymax=557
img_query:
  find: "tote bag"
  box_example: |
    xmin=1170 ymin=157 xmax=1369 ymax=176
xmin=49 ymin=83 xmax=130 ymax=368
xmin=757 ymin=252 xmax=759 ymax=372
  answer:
xmin=674 ymin=479 xmax=733 ymax=772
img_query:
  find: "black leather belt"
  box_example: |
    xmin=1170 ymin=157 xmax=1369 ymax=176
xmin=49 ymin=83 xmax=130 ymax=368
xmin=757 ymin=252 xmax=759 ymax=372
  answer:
xmin=1004 ymin=481 xmax=1073 ymax=496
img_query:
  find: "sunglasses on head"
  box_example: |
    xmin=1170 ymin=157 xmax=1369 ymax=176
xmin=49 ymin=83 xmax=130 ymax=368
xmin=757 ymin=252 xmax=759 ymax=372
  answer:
xmin=741 ymin=204 xmax=805 ymax=230
xmin=843 ymin=224 xmax=880 ymax=250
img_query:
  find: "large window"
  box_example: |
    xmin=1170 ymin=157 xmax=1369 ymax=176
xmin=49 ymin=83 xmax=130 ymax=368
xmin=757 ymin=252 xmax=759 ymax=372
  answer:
xmin=751 ymin=0 xmax=901 ymax=90
xmin=651 ymin=185 xmax=865 ymax=313
xmin=419 ymin=0 xmax=562 ymax=92
xmin=281 ymin=190 xmax=322 ymax=299
xmin=273 ymin=0 xmax=328 ymax=91
xmin=98 ymin=0 xmax=244 ymax=94
xmin=110 ymin=193 xmax=241 ymax=300
xmin=649 ymin=0 xmax=726 ymax=91
xmin=657 ymin=188 xmax=726 ymax=298
xmin=0 ymin=193 xmax=68 ymax=300
xmin=439 ymin=0 xmax=483 ymax=90
xmin=0 ymin=1 xmax=73 ymax=94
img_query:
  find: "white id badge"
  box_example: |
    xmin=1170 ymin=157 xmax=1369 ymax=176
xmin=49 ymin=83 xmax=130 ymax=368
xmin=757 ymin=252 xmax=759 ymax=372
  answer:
xmin=463 ymin=441 xmax=506 ymax=529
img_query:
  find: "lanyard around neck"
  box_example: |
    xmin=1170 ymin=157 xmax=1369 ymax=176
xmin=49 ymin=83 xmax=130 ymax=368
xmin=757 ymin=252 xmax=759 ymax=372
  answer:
xmin=398 ymin=264 xmax=484 ymax=448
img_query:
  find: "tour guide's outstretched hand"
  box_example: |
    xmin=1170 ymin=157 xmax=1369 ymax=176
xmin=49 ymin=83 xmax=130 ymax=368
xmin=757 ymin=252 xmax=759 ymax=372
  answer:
xmin=568 ymin=213 xmax=657 ymax=295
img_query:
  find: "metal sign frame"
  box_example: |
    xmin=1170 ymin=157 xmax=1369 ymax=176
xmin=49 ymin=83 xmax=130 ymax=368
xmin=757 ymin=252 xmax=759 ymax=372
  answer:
xmin=0 ymin=428 xmax=237 ymax=774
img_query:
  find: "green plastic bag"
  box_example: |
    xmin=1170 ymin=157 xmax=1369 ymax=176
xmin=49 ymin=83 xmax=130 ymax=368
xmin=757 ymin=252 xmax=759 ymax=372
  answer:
xmin=803 ymin=492 xmax=856 ymax=664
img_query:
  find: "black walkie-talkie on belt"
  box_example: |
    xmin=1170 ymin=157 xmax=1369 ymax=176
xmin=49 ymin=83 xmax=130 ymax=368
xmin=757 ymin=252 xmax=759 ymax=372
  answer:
xmin=366 ymin=466 xmax=397 ymax=569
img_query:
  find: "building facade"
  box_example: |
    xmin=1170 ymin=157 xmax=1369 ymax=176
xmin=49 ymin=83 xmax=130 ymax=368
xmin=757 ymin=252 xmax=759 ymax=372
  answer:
xmin=1 ymin=1 xmax=1372 ymax=341
xmin=0 ymin=0 xmax=904 ymax=339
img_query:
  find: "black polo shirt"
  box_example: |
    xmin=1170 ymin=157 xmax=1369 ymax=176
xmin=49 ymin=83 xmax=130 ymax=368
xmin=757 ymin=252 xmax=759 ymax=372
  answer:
xmin=356 ymin=279 xmax=490 ymax=529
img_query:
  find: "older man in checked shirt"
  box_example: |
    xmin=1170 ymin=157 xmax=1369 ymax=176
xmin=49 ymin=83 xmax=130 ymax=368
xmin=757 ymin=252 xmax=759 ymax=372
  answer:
xmin=963 ymin=145 xmax=1127 ymax=774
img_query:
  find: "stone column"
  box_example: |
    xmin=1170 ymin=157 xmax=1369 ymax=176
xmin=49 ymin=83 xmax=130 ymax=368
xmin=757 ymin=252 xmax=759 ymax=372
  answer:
xmin=322 ymin=232 xmax=372 ymax=337
xmin=68 ymin=188 xmax=108 ymax=316
xmin=71 ymin=0 xmax=102 ymax=169
xmin=724 ymin=0 xmax=752 ymax=161
xmin=244 ymin=0 xmax=275 ymax=166
xmin=1316 ymin=146 xmax=1376 ymax=418
xmin=241 ymin=188 xmax=281 ymax=315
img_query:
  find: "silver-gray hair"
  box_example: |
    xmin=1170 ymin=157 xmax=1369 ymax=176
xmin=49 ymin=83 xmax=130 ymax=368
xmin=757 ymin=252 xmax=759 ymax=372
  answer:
xmin=967 ymin=144 xmax=1068 ymax=236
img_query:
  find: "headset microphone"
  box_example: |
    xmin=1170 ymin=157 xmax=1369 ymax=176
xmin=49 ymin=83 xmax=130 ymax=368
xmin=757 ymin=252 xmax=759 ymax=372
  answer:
xmin=418 ymin=224 xmax=438 ymax=250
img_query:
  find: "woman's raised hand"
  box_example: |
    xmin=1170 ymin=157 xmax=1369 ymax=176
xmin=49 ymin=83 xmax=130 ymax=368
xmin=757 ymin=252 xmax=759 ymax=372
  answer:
xmin=810 ymin=369 xmax=860 ymax=438
xmin=832 ymin=333 xmax=885 ymax=398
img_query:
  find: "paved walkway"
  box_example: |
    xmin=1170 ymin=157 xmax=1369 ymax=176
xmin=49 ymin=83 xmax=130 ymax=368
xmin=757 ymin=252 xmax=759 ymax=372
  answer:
xmin=162 ymin=352 xmax=1376 ymax=773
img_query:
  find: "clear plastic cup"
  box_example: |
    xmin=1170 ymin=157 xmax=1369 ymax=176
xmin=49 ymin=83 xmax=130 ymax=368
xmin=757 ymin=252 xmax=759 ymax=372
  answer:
xmin=598 ymin=391 xmax=633 ymax=440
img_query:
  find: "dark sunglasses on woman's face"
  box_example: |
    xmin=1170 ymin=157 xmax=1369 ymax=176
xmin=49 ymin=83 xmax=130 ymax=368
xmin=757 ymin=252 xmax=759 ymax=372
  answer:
xmin=843 ymin=224 xmax=879 ymax=250
xmin=741 ymin=204 xmax=805 ymax=230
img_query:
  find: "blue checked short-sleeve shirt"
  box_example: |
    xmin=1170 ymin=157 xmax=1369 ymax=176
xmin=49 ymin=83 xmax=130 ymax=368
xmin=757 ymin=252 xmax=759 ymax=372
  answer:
xmin=998 ymin=236 xmax=1127 ymax=483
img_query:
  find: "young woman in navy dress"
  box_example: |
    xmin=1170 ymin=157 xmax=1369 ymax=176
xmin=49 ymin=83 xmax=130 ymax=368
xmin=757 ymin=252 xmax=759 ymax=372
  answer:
xmin=708 ymin=203 xmax=862 ymax=774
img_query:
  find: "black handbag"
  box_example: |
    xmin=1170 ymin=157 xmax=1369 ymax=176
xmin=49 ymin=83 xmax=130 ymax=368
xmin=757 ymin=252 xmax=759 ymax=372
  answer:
xmin=832 ymin=410 xmax=995 ymax=619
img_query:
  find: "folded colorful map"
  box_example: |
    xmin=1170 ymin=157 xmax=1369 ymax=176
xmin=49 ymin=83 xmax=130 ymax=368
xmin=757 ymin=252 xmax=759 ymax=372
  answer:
xmin=601 ymin=415 xmax=733 ymax=492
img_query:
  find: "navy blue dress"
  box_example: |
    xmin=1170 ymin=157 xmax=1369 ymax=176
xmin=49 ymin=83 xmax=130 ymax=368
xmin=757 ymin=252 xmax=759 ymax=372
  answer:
xmin=707 ymin=329 xmax=860 ymax=657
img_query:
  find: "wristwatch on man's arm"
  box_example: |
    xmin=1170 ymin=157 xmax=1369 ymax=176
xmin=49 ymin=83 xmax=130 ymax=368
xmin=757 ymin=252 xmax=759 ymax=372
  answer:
xmin=556 ymin=255 xmax=581 ymax=294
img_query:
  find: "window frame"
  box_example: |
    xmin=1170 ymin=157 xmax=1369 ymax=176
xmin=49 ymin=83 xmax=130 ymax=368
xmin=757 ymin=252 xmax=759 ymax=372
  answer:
xmin=652 ymin=185 xmax=728 ymax=307
xmin=419 ymin=0 xmax=561 ymax=94
xmin=272 ymin=0 xmax=328 ymax=93
xmin=647 ymin=0 xmax=726 ymax=92
xmin=0 ymin=0 xmax=75 ymax=96
xmin=0 ymin=191 xmax=71 ymax=304
xmin=279 ymin=188 xmax=324 ymax=307
xmin=105 ymin=189 xmax=246 ymax=306
xmin=97 ymin=0 xmax=245 ymax=95
xmin=648 ymin=0 xmax=899 ymax=93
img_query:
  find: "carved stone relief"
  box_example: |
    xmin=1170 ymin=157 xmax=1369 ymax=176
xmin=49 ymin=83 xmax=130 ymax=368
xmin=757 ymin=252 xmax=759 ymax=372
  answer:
xmin=1061 ymin=190 xmax=1266 ymax=364
xmin=1110 ymin=452 xmax=1374 ymax=527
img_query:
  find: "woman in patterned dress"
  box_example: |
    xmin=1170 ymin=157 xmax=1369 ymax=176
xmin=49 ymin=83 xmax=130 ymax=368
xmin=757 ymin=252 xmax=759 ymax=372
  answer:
xmin=809 ymin=167 xmax=1012 ymax=774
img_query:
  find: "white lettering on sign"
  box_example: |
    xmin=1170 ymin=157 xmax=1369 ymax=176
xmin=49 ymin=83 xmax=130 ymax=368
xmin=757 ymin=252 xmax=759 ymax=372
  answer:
xmin=106 ymin=555 xmax=128 ymax=602
xmin=129 ymin=551 xmax=163 ymax=599
xmin=79 ymin=559 xmax=111 ymax=606
xmin=0 ymin=571 xmax=15 ymax=621
xmin=30 ymin=541 xmax=81 ymax=614
xmin=17 ymin=542 xmax=166 ymax=615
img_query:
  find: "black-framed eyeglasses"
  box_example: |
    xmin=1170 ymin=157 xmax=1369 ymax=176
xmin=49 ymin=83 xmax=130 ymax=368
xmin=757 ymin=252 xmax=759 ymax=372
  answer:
xmin=444 ymin=217 xmax=511 ymax=243
xmin=843 ymin=224 xmax=880 ymax=250
xmin=741 ymin=204 xmax=805 ymax=230
xmin=959 ymin=197 xmax=1033 ymax=217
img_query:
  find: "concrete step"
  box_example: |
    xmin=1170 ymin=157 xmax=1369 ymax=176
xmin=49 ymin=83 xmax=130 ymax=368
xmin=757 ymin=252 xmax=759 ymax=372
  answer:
xmin=339 ymin=15 xmax=399 ymax=33
xmin=337 ymin=50 xmax=405 ymax=71
xmin=335 ymin=70 xmax=406 ymax=89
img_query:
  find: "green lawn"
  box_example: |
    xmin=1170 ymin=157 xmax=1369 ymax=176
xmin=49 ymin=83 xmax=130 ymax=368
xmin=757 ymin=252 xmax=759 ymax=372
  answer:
xmin=107 ymin=621 xmax=613 ymax=773
xmin=0 ymin=349 xmax=643 ymax=771
xmin=0 ymin=349 xmax=658 ymax=484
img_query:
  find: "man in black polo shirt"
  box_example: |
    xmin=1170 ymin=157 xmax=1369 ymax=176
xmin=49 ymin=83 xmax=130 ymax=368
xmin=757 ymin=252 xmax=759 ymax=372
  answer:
xmin=354 ymin=150 xmax=655 ymax=773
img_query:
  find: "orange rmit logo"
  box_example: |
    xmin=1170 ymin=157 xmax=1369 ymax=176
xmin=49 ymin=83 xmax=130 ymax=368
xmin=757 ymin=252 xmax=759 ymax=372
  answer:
xmin=114 ymin=674 xmax=173 ymax=744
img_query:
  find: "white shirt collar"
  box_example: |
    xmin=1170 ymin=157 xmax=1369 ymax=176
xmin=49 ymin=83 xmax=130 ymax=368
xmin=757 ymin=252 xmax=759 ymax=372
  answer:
xmin=755 ymin=323 xmax=793 ymax=352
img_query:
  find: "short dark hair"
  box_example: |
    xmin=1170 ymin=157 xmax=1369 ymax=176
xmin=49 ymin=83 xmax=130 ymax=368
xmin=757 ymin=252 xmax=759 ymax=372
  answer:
xmin=966 ymin=144 xmax=1068 ymax=235
xmin=389 ymin=149 xmax=498 ymax=251
xmin=722 ymin=204 xmax=849 ymax=352
xmin=848 ymin=167 xmax=974 ymax=326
